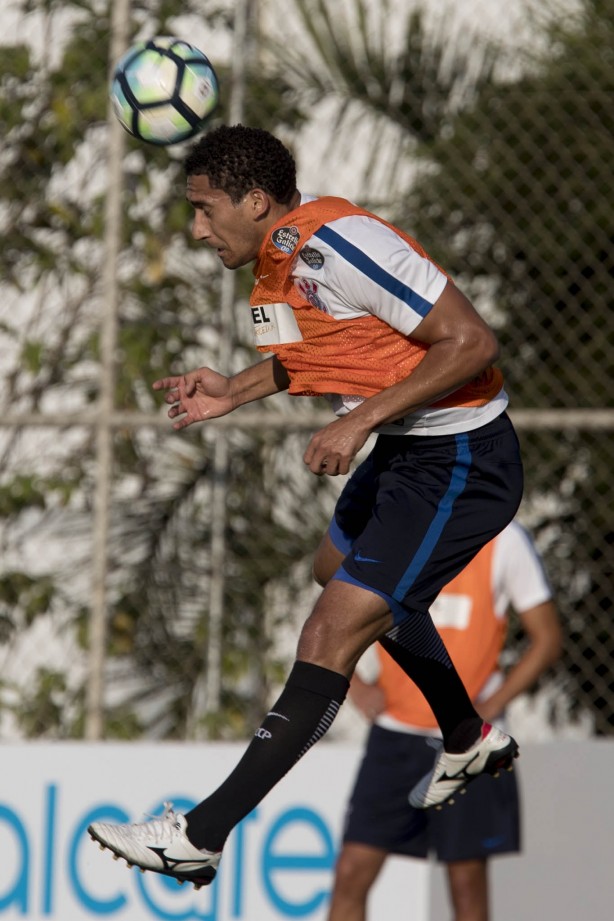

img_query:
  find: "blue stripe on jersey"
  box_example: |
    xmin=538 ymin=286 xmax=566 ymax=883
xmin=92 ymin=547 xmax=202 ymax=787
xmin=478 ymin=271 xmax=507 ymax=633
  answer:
xmin=392 ymin=434 xmax=472 ymax=601
xmin=313 ymin=225 xmax=433 ymax=318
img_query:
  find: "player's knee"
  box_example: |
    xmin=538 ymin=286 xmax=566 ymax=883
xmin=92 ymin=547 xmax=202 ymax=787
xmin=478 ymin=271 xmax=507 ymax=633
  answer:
xmin=298 ymin=602 xmax=355 ymax=670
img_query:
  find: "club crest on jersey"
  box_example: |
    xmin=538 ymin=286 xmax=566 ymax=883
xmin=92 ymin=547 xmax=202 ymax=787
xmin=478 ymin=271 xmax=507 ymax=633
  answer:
xmin=297 ymin=278 xmax=329 ymax=313
xmin=272 ymin=225 xmax=300 ymax=254
xmin=299 ymin=245 xmax=325 ymax=269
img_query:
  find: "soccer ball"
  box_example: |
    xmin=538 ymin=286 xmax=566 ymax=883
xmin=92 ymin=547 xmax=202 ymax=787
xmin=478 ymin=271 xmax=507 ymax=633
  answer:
xmin=110 ymin=36 xmax=220 ymax=146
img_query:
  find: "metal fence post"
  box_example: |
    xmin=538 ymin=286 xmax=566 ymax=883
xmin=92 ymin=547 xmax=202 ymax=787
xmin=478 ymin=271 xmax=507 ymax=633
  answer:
xmin=84 ymin=0 xmax=130 ymax=741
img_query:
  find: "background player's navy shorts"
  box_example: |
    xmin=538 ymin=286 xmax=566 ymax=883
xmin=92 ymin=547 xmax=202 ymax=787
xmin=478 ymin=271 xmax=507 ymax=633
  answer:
xmin=331 ymin=413 xmax=523 ymax=623
xmin=343 ymin=724 xmax=521 ymax=861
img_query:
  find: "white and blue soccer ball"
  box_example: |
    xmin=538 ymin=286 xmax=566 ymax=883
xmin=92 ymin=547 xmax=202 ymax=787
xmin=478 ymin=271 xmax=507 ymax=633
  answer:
xmin=110 ymin=36 xmax=220 ymax=145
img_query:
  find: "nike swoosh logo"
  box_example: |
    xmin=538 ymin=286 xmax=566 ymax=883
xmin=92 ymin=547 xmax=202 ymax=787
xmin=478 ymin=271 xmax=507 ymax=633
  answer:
xmin=354 ymin=552 xmax=382 ymax=563
xmin=482 ymin=835 xmax=506 ymax=849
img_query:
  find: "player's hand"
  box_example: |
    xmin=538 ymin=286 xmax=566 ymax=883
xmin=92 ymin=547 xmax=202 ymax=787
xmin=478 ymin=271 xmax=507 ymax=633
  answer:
xmin=152 ymin=367 xmax=234 ymax=430
xmin=475 ymin=699 xmax=504 ymax=722
xmin=303 ymin=416 xmax=371 ymax=476
xmin=349 ymin=682 xmax=386 ymax=721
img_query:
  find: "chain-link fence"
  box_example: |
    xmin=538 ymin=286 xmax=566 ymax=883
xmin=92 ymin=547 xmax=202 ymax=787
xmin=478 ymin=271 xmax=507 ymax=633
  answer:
xmin=0 ymin=0 xmax=612 ymax=741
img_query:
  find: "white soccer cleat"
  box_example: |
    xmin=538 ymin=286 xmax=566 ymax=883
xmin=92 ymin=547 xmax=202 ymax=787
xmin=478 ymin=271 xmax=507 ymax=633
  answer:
xmin=409 ymin=723 xmax=519 ymax=809
xmin=88 ymin=802 xmax=221 ymax=888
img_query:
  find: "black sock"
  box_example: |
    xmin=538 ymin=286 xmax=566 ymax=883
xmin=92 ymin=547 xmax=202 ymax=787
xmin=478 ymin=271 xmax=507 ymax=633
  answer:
xmin=185 ymin=661 xmax=349 ymax=851
xmin=380 ymin=612 xmax=481 ymax=751
xmin=446 ymin=718 xmax=486 ymax=753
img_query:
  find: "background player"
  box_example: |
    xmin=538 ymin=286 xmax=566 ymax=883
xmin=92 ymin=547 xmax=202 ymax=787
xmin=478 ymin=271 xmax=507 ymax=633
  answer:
xmin=327 ymin=519 xmax=562 ymax=921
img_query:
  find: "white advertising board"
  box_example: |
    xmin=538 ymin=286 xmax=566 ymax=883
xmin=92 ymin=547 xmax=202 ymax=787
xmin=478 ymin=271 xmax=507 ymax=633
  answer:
xmin=2 ymin=742 xmax=429 ymax=921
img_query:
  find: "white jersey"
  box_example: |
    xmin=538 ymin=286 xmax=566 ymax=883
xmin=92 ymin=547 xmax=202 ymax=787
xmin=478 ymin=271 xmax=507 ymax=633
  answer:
xmin=487 ymin=521 xmax=553 ymax=618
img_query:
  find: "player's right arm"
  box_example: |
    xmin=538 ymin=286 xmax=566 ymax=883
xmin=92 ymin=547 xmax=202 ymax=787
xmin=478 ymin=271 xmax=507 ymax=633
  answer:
xmin=153 ymin=355 xmax=290 ymax=430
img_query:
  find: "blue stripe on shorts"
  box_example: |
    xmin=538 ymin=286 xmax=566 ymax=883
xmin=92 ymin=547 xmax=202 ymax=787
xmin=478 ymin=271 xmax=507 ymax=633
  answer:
xmin=333 ymin=567 xmax=410 ymax=623
xmin=392 ymin=433 xmax=471 ymax=601
xmin=328 ymin=516 xmax=354 ymax=555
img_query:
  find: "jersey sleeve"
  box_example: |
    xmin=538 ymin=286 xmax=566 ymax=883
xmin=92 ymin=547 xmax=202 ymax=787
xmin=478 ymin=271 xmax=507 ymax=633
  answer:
xmin=310 ymin=214 xmax=448 ymax=336
xmin=492 ymin=521 xmax=554 ymax=615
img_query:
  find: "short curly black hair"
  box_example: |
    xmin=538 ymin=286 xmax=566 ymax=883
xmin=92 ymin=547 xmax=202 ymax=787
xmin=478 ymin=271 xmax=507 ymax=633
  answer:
xmin=184 ymin=124 xmax=297 ymax=205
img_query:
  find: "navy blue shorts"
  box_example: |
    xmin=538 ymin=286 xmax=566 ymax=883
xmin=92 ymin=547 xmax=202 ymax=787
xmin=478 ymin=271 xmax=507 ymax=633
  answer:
xmin=343 ymin=725 xmax=521 ymax=862
xmin=331 ymin=413 xmax=523 ymax=623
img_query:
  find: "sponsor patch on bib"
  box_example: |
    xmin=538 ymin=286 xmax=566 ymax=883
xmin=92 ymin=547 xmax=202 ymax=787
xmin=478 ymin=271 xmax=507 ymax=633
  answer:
xmin=299 ymin=245 xmax=325 ymax=269
xmin=272 ymin=225 xmax=300 ymax=254
xmin=251 ymin=301 xmax=303 ymax=345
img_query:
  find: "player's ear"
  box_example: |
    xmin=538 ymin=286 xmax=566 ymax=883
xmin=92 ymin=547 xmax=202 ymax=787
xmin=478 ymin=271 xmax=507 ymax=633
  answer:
xmin=247 ymin=188 xmax=271 ymax=220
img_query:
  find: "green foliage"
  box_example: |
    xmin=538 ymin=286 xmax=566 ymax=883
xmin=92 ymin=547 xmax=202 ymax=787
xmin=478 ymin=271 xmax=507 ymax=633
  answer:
xmin=0 ymin=471 xmax=82 ymax=516
xmin=402 ymin=3 xmax=614 ymax=410
xmin=9 ymin=668 xmax=70 ymax=738
xmin=102 ymin=706 xmax=143 ymax=740
xmin=268 ymin=0 xmax=499 ymax=195
xmin=0 ymin=476 xmax=46 ymax=515
xmin=0 ymin=571 xmax=54 ymax=629
xmin=398 ymin=0 xmax=614 ymax=731
xmin=0 ymin=0 xmax=319 ymax=740
xmin=95 ymin=428 xmax=331 ymax=740
xmin=264 ymin=0 xmax=614 ymax=734
xmin=275 ymin=0 xmax=496 ymax=142
xmin=5 ymin=0 xmax=610 ymax=740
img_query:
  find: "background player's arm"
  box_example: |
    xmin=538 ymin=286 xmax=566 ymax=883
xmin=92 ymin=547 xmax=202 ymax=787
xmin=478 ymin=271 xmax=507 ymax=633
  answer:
xmin=348 ymin=672 xmax=387 ymax=721
xmin=478 ymin=600 xmax=563 ymax=721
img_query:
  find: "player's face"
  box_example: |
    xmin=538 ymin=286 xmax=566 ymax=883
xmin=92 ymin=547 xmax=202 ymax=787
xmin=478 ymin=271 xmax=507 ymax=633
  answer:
xmin=186 ymin=174 xmax=265 ymax=269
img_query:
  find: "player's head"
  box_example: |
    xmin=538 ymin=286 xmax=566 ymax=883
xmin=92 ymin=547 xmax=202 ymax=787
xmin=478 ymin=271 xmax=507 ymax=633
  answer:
xmin=184 ymin=125 xmax=298 ymax=269
xmin=184 ymin=124 xmax=297 ymax=205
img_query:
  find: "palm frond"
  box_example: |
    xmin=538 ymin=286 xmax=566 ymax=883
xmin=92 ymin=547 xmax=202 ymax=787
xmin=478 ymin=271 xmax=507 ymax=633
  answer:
xmin=265 ymin=0 xmax=503 ymax=201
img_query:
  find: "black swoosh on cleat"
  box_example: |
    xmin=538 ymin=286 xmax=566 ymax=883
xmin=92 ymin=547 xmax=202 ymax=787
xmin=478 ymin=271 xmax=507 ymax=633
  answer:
xmin=147 ymin=846 xmax=215 ymax=876
xmin=436 ymin=752 xmax=479 ymax=783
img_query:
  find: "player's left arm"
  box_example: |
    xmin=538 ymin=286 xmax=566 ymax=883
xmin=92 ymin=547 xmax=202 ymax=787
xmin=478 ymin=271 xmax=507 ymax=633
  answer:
xmin=351 ymin=280 xmax=499 ymax=423
xmin=303 ymin=281 xmax=498 ymax=474
xmin=478 ymin=600 xmax=563 ymax=721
